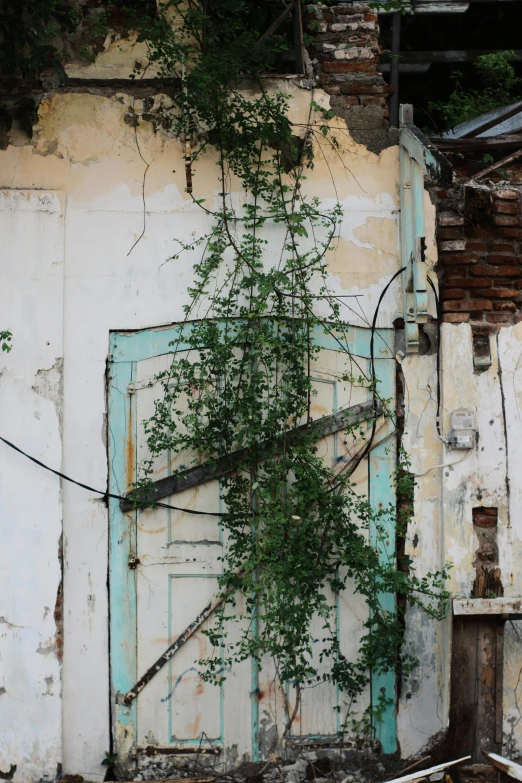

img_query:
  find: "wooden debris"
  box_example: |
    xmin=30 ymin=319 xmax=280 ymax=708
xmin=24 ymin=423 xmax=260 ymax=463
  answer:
xmin=384 ymin=757 xmax=431 ymax=782
xmin=473 ymin=147 xmax=522 ymax=181
xmin=454 ymin=597 xmax=522 ymax=616
xmin=121 ymin=779 xmax=215 ymax=783
xmin=485 ymin=752 xmax=522 ymax=781
xmin=383 ymin=756 xmax=471 ymax=783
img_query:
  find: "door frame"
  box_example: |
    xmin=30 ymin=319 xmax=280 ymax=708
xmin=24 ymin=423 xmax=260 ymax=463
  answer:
xmin=108 ymin=320 xmax=397 ymax=763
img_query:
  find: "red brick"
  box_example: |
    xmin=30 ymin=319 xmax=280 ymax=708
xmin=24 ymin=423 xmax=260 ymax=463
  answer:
xmin=364 ymin=12 xmax=378 ymax=20
xmin=494 ymin=301 xmax=518 ymax=312
xmin=493 ymin=201 xmax=519 ymax=214
xmin=470 ymin=265 xmax=520 ymax=277
xmin=335 ymin=94 xmax=358 ymax=104
xmin=444 ymin=277 xmax=492 ymax=289
xmin=443 ymin=268 xmax=467 ymax=279
xmin=487 ymin=312 xmax=514 ymax=323
xmin=471 ymin=324 xmax=496 ymax=334
xmin=493 ymin=215 xmax=519 ymax=226
xmin=443 ymin=313 xmax=470 ymax=323
xmin=483 ymin=288 xmax=519 ymax=299
xmin=439 ymin=228 xmax=464 ymax=240
xmin=340 ymin=83 xmax=394 ymax=96
xmin=473 ymin=513 xmax=498 ymax=528
xmin=466 ymin=226 xmax=501 ymax=239
xmin=488 ymin=254 xmax=520 ymax=265
xmin=466 ymin=242 xmax=489 ymax=252
xmin=443 ymin=299 xmax=492 ymax=312
xmin=439 ymin=212 xmax=464 ymax=226
xmin=492 ymin=243 xmax=518 ymax=253
xmin=324 ymin=84 xmax=341 ymax=95
xmin=359 ymin=96 xmax=388 ymax=107
xmin=323 ymin=61 xmax=376 ymax=73
xmin=444 ymin=288 xmax=466 ymax=299
xmin=495 ymin=189 xmax=520 ymax=200
xmin=442 ymin=253 xmax=479 ymax=266
xmin=474 ymin=507 xmax=498 ymax=517
xmin=500 ymin=228 xmax=522 ymax=238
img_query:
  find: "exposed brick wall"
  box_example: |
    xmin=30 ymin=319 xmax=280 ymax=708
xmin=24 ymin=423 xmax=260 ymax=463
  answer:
xmin=436 ymin=185 xmax=522 ymax=335
xmin=304 ymin=3 xmax=395 ymax=153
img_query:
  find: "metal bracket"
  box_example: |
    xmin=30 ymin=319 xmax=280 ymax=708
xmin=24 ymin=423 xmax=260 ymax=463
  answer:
xmin=399 ymin=104 xmax=451 ymax=353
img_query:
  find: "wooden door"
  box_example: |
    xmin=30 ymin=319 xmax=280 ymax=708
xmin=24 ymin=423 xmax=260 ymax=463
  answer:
xmin=108 ymin=322 xmax=397 ymax=772
xmin=449 ymin=617 xmax=503 ymax=763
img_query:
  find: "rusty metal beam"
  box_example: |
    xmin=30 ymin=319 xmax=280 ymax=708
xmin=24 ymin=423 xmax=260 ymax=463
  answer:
xmin=121 ymin=399 xmax=382 ymax=512
xmin=122 ymin=576 xmax=242 ymax=706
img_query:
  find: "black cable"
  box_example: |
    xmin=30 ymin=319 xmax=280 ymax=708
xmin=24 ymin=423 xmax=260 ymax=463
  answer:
xmin=427 ymin=275 xmax=442 ymax=436
xmin=355 ymin=266 xmax=407 ymax=471
xmin=0 ymin=435 xmax=222 ymax=517
xmin=0 ymin=270 xmax=407 ymax=516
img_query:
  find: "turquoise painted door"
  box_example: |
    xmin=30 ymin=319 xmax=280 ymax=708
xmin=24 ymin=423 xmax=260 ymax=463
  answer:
xmin=108 ymin=321 xmax=397 ymax=771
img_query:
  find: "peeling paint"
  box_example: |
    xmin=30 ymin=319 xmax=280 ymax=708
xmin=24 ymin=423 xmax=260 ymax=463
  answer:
xmin=32 ymin=359 xmax=64 ymax=431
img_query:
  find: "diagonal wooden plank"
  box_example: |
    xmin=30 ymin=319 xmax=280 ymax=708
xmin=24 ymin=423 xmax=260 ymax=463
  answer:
xmin=121 ymin=399 xmax=382 ymax=511
xmin=121 ymin=420 xmax=390 ymax=706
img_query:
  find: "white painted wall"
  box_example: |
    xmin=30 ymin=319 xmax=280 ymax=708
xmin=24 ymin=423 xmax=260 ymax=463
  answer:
xmin=0 ymin=190 xmax=64 ymax=782
xmin=0 ymin=85 xmax=466 ymax=779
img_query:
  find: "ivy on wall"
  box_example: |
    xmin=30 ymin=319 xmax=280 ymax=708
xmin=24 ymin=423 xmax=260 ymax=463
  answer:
xmin=0 ymin=0 xmax=450 ymax=746
xmin=124 ymin=0 xmax=450 ymax=742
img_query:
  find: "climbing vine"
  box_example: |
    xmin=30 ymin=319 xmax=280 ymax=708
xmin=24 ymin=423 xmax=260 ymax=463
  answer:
xmin=122 ymin=0 xmax=450 ymax=742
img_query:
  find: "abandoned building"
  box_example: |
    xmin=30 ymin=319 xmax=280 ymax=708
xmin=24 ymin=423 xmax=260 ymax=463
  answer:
xmin=2 ymin=1 xmax=522 ymax=782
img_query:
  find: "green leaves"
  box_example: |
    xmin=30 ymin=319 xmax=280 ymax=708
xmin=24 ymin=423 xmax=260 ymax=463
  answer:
xmin=0 ymin=330 xmax=12 ymax=353
xmin=126 ymin=0 xmax=450 ymax=741
xmin=429 ymin=50 xmax=520 ymax=130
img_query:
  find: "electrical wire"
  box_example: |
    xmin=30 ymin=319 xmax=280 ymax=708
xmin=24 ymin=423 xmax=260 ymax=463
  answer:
xmin=414 ymin=448 xmax=471 ymax=478
xmin=0 ymin=435 xmax=222 ymax=517
xmin=0 ymin=272 xmax=406 ymax=516
xmin=346 ymin=266 xmax=406 ymax=475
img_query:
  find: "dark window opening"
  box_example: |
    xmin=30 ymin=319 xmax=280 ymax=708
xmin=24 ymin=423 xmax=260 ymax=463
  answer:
xmin=379 ymin=2 xmax=522 ymax=133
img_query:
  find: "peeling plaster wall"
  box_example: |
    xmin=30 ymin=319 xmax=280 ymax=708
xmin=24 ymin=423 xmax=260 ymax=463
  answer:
xmin=396 ymin=352 xmax=448 ymax=757
xmin=437 ymin=322 xmax=522 ymax=758
xmin=0 ymin=83 xmax=407 ymax=780
xmin=0 ymin=190 xmax=64 ymax=782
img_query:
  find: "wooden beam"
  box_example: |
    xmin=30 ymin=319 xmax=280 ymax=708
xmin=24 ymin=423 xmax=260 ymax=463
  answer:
xmin=383 ymin=757 xmax=471 ymax=783
xmin=473 ymin=147 xmax=522 ymax=180
xmin=121 ymin=399 xmax=382 ymax=511
xmin=433 ymin=134 xmax=522 ymax=152
xmin=453 ymin=597 xmax=522 ymax=616
xmin=485 ymin=753 xmax=522 ymax=781
xmin=383 ymin=50 xmax=522 ymax=64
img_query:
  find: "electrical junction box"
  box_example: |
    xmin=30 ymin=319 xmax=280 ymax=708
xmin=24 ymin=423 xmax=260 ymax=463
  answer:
xmin=449 ymin=408 xmax=476 ymax=449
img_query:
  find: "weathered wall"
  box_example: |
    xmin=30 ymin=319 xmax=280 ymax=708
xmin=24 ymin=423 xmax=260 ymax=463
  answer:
xmin=0 ymin=77 xmax=403 ymax=780
xmin=0 ymin=190 xmax=64 ymax=782
xmin=437 ymin=184 xmax=522 ymax=332
xmin=304 ymin=3 xmax=395 ymax=153
xmin=440 ymin=321 xmax=522 ymax=758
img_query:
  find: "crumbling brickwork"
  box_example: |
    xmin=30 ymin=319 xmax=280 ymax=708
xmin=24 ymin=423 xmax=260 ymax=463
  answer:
xmin=436 ymin=185 xmax=522 ymax=334
xmin=304 ymin=3 xmax=394 ymax=152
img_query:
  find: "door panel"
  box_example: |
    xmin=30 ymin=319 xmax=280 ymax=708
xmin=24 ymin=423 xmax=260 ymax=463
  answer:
xmin=108 ymin=322 xmax=396 ymax=767
xmin=449 ymin=617 xmax=503 ymax=763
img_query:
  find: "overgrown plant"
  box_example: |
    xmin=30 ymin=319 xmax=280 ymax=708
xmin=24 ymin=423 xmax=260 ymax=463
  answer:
xmin=125 ymin=0 xmax=450 ymax=741
xmin=429 ymin=50 xmax=520 ymax=130
xmin=0 ymin=0 xmax=78 ymax=83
